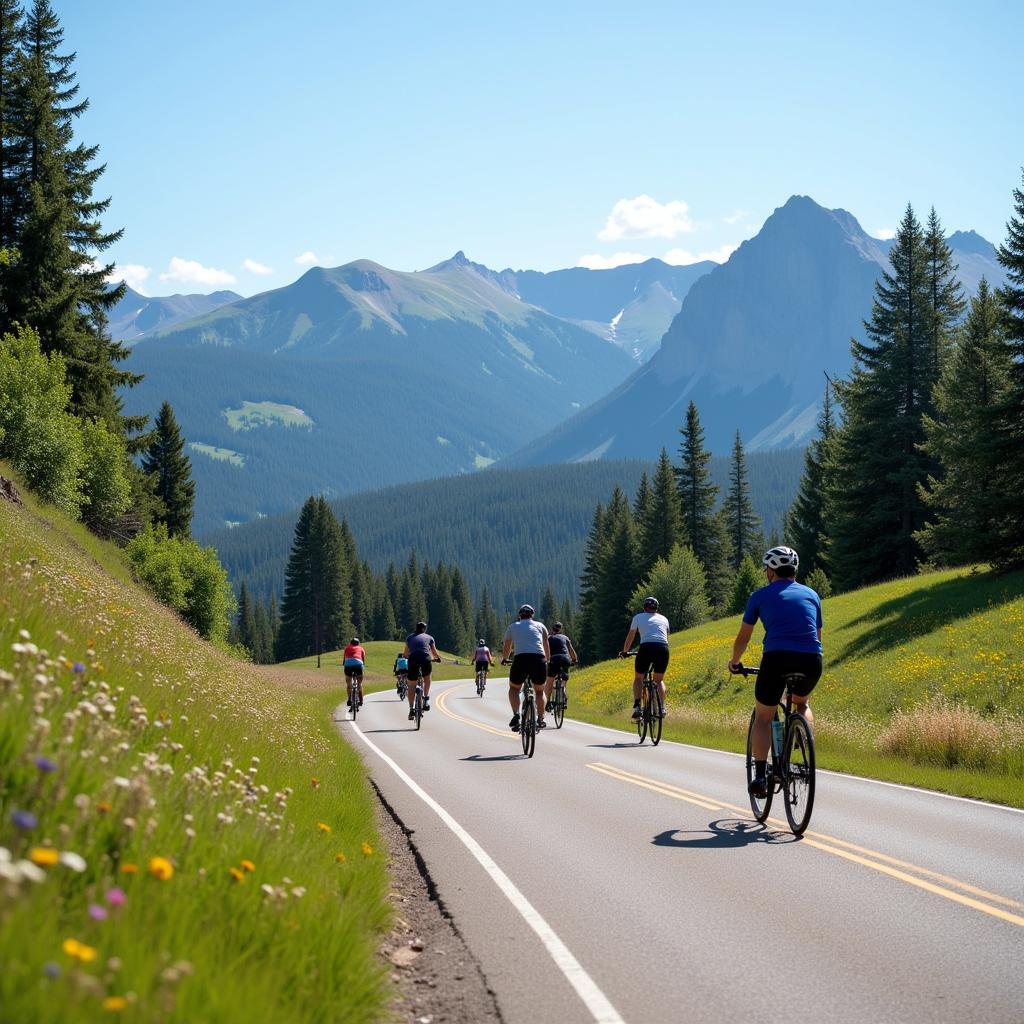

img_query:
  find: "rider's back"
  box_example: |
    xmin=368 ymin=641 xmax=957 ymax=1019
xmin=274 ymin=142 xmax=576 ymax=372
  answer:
xmin=743 ymin=580 xmax=821 ymax=653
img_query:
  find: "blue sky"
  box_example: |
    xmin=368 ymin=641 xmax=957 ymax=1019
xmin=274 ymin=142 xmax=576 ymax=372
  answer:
xmin=55 ymin=0 xmax=1023 ymax=296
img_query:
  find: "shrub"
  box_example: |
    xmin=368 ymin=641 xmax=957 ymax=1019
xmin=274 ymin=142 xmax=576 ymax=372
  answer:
xmin=727 ymin=554 xmax=763 ymax=614
xmin=804 ymin=566 xmax=832 ymax=598
xmin=630 ymin=543 xmax=710 ymax=631
xmin=79 ymin=418 xmax=132 ymax=534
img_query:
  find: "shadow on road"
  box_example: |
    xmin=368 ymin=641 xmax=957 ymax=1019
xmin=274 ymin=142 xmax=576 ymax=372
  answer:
xmin=653 ymin=818 xmax=797 ymax=849
xmin=460 ymin=753 xmax=524 ymax=762
xmin=361 ymin=727 xmax=420 ymax=733
xmin=588 ymin=742 xmax=646 ymax=749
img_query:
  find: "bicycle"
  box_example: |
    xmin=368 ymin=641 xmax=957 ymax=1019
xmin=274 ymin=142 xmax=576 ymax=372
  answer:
xmin=619 ymin=650 xmax=662 ymax=746
xmin=549 ymin=663 xmax=573 ymax=729
xmin=475 ymin=665 xmax=488 ymax=697
xmin=410 ymin=658 xmax=441 ymax=731
xmin=730 ymin=664 xmax=816 ymax=835
xmin=396 ymin=671 xmax=408 ymax=701
xmin=502 ymin=659 xmax=537 ymax=758
xmin=348 ymin=673 xmax=363 ymax=722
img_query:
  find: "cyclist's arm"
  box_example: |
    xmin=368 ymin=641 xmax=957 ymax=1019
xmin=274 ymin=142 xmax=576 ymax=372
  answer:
xmin=567 ymin=640 xmax=578 ymax=663
xmin=501 ymin=638 xmax=513 ymax=662
xmin=621 ymin=626 xmax=637 ymax=654
xmin=729 ymin=621 xmax=755 ymax=669
xmin=429 ymin=641 xmax=441 ymax=661
xmin=543 ymin=635 xmax=550 ymax=661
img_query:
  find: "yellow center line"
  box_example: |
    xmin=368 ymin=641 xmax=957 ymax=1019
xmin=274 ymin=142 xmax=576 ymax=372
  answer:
xmin=585 ymin=762 xmax=1024 ymax=929
xmin=435 ymin=683 xmax=510 ymax=738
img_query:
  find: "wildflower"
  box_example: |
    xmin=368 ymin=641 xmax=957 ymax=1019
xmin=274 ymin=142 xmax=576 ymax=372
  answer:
xmin=15 ymin=859 xmax=46 ymax=883
xmin=229 ymin=866 xmax=245 ymax=882
xmin=97 ymin=800 xmax=112 ymax=814
xmin=240 ymin=859 xmax=255 ymax=872
xmin=317 ymin=822 xmax=332 ymax=833
xmin=106 ymin=957 xmax=122 ymax=971
xmin=291 ymin=886 xmax=306 ymax=898
xmin=11 ymin=810 xmax=37 ymax=830
xmin=102 ymin=996 xmax=127 ymax=1011
xmin=119 ymin=863 xmax=138 ymax=875
xmin=35 ymin=755 xmax=57 ymax=773
xmin=105 ymin=888 xmax=127 ymax=907
xmin=60 ymin=851 xmax=87 ymax=872
xmin=311 ymin=777 xmax=320 ymax=788
xmin=63 ymin=938 xmax=97 ymax=962
xmin=361 ymin=842 xmax=374 ymax=856
xmin=335 ymin=852 xmax=347 ymax=863
xmin=148 ymin=856 xmax=174 ymax=880
xmin=88 ymin=904 xmax=108 ymax=921
xmin=73 ymin=794 xmax=91 ymax=812
xmin=43 ymin=961 xmax=61 ymax=978
xmin=72 ymin=662 xmax=86 ymax=674
xmin=29 ymin=847 xmax=60 ymax=867
xmin=113 ymin=777 xmax=130 ymax=789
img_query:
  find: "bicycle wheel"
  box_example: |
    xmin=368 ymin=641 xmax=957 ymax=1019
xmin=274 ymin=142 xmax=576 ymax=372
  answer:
xmin=414 ymin=688 xmax=423 ymax=731
xmin=746 ymin=709 xmax=774 ymax=821
xmin=553 ymin=681 xmax=565 ymax=729
xmin=521 ymin=699 xmax=536 ymax=758
xmin=783 ymin=715 xmax=816 ymax=835
xmin=648 ymin=685 xmax=663 ymax=746
xmin=350 ymin=683 xmax=359 ymax=722
xmin=636 ymin=689 xmax=649 ymax=743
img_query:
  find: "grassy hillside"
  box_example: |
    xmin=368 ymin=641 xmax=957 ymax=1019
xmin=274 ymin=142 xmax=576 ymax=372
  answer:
xmin=0 ymin=475 xmax=391 ymax=1023
xmin=571 ymin=566 xmax=1024 ymax=805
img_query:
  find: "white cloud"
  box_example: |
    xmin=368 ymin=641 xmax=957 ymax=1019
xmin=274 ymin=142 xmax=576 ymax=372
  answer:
xmin=158 ymin=257 xmax=237 ymax=287
xmin=663 ymin=243 xmax=738 ymax=266
xmin=242 ymin=257 xmax=274 ymax=275
xmin=598 ymin=195 xmax=694 ymax=240
xmin=577 ymin=251 xmax=648 ymax=270
xmin=875 ymin=228 xmax=896 ymax=240
xmin=294 ymin=250 xmax=321 ymax=266
xmin=109 ymin=263 xmax=151 ymax=294
xmin=723 ymin=209 xmax=747 ymax=225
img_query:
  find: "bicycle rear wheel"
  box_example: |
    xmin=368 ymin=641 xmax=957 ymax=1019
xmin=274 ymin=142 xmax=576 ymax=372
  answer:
xmin=648 ymin=685 xmax=663 ymax=746
xmin=521 ymin=699 xmax=536 ymax=758
xmin=783 ymin=715 xmax=816 ymax=835
xmin=414 ymin=688 xmax=423 ymax=731
xmin=553 ymin=680 xmax=565 ymax=729
xmin=636 ymin=690 xmax=649 ymax=743
xmin=746 ymin=709 xmax=774 ymax=821
xmin=350 ymin=682 xmax=359 ymax=722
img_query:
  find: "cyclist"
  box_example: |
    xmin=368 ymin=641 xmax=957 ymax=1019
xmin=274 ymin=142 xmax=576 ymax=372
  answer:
xmin=728 ymin=546 xmax=823 ymax=798
xmin=474 ymin=639 xmax=493 ymax=683
xmin=393 ymin=650 xmax=409 ymax=693
xmin=403 ymin=622 xmax=442 ymax=720
xmin=501 ymin=605 xmax=550 ymax=731
xmin=343 ymin=637 xmax=366 ymax=710
xmin=544 ymin=622 xmax=578 ymax=710
xmin=620 ymin=597 xmax=670 ymax=720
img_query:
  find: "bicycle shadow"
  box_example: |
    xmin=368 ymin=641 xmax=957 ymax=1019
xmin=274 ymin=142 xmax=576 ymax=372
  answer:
xmin=460 ymin=753 xmax=525 ymax=762
xmin=588 ymin=742 xmax=649 ymax=749
xmin=653 ymin=818 xmax=798 ymax=849
xmin=361 ymin=727 xmax=420 ymax=734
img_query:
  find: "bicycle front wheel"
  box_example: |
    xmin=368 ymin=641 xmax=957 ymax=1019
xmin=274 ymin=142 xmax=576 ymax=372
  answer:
xmin=648 ymin=686 xmax=663 ymax=746
xmin=783 ymin=715 xmax=816 ymax=835
xmin=350 ymin=685 xmax=359 ymax=722
xmin=746 ymin=709 xmax=774 ymax=821
xmin=636 ymin=691 xmax=649 ymax=744
xmin=414 ymin=689 xmax=423 ymax=731
xmin=521 ymin=700 xmax=536 ymax=758
xmin=553 ymin=681 xmax=565 ymax=729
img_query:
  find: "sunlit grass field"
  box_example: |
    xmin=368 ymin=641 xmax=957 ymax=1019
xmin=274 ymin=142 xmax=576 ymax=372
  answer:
xmin=571 ymin=566 xmax=1024 ymax=806
xmin=0 ymin=482 xmax=391 ymax=1023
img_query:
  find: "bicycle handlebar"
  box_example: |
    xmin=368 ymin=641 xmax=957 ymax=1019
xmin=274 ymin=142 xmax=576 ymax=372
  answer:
xmin=618 ymin=650 xmax=639 ymax=659
xmin=729 ymin=662 xmax=759 ymax=677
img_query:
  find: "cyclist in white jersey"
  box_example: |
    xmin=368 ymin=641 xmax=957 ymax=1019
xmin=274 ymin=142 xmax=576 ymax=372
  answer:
xmin=501 ymin=605 xmax=551 ymax=732
xmin=620 ymin=596 xmax=670 ymax=720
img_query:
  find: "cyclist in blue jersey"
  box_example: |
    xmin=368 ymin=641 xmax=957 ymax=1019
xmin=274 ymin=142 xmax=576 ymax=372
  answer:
xmin=728 ymin=546 xmax=823 ymax=798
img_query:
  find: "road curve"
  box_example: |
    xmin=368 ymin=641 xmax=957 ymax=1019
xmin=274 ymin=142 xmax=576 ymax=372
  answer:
xmin=338 ymin=677 xmax=1024 ymax=1024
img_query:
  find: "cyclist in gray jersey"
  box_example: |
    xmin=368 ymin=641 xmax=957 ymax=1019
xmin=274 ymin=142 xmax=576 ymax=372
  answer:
xmin=501 ymin=605 xmax=550 ymax=731
xmin=402 ymin=622 xmax=441 ymax=720
xmin=620 ymin=596 xmax=670 ymax=720
xmin=544 ymin=622 xmax=578 ymax=710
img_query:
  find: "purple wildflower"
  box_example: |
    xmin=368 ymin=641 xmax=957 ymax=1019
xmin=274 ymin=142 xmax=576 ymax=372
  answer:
xmin=105 ymin=887 xmax=127 ymax=907
xmin=35 ymin=756 xmax=57 ymax=773
xmin=43 ymin=961 xmax=61 ymax=978
xmin=11 ymin=810 xmax=37 ymax=830
xmin=88 ymin=904 xmax=108 ymax=921
xmin=72 ymin=662 xmax=86 ymax=674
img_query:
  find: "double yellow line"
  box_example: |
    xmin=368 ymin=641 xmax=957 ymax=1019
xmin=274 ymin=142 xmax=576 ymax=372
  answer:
xmin=587 ymin=761 xmax=1024 ymax=929
xmin=435 ymin=682 xmax=510 ymax=737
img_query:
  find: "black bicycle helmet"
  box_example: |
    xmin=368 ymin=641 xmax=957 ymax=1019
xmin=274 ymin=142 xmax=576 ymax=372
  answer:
xmin=642 ymin=596 xmax=659 ymax=611
xmin=518 ymin=604 xmax=534 ymax=618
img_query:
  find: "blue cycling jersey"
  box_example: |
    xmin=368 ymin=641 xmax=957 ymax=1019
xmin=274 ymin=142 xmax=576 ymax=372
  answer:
xmin=743 ymin=580 xmax=822 ymax=655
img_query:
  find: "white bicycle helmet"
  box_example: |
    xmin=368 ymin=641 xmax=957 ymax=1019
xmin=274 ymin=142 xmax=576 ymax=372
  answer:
xmin=762 ymin=546 xmax=799 ymax=571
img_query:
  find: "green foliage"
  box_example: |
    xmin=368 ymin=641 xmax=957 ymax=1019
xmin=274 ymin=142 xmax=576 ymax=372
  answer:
xmin=725 ymin=430 xmax=761 ymax=569
xmin=727 ymin=553 xmax=763 ymax=615
xmin=804 ymin=566 xmax=832 ymax=599
xmin=78 ymin=416 xmax=132 ymax=533
xmin=0 ymin=323 xmax=84 ymax=513
xmin=127 ymin=524 xmax=236 ymax=642
xmin=630 ymin=544 xmax=710 ymax=632
xmin=640 ymin=448 xmax=685 ymax=573
xmin=141 ymin=400 xmax=195 ymax=537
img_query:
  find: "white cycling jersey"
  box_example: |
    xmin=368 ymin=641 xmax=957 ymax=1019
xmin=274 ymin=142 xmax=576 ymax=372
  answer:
xmin=630 ymin=611 xmax=670 ymax=644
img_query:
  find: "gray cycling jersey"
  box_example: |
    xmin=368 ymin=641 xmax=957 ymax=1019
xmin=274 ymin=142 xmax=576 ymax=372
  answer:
xmin=630 ymin=611 xmax=670 ymax=644
xmin=548 ymin=634 xmax=571 ymax=659
xmin=406 ymin=632 xmax=435 ymax=657
xmin=503 ymin=618 xmax=549 ymax=656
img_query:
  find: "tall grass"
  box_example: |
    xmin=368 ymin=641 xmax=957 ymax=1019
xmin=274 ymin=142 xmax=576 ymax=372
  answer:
xmin=0 ymin=495 xmax=390 ymax=1023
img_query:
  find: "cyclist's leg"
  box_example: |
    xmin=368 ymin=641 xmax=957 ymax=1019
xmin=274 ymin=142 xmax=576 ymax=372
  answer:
xmin=544 ymin=671 xmax=555 ymax=706
xmin=791 ymin=694 xmax=813 ymax=726
xmin=751 ymin=700 xmax=774 ymax=760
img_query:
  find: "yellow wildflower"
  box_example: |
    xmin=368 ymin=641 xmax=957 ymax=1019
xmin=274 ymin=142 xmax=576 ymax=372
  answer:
xmin=361 ymin=842 xmax=374 ymax=856
xmin=240 ymin=859 xmax=255 ymax=872
xmin=334 ymin=852 xmax=346 ymax=863
xmin=63 ymin=938 xmax=97 ymax=962
xmin=229 ymin=867 xmax=245 ymax=882
xmin=317 ymin=822 xmax=331 ymax=833
xmin=148 ymin=856 xmax=174 ymax=880
xmin=119 ymin=862 xmax=138 ymax=874
xmin=102 ymin=996 xmax=127 ymax=1011
xmin=29 ymin=847 xmax=60 ymax=867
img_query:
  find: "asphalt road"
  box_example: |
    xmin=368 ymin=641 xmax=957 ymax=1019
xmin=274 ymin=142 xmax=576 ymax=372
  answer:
xmin=339 ymin=677 xmax=1024 ymax=1024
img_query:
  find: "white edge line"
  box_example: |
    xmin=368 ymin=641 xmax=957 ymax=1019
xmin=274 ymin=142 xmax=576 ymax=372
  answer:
xmin=347 ymin=713 xmax=626 ymax=1024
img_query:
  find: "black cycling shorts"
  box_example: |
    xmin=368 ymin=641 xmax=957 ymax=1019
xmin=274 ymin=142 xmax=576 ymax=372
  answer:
xmin=509 ymin=653 xmax=547 ymax=686
xmin=475 ymin=660 xmax=490 ymax=672
xmin=343 ymin=664 xmax=364 ymax=678
xmin=547 ymin=654 xmax=571 ymax=678
xmin=754 ymin=651 xmax=822 ymax=707
xmin=407 ymin=653 xmax=433 ymax=681
xmin=635 ymin=642 xmax=670 ymax=675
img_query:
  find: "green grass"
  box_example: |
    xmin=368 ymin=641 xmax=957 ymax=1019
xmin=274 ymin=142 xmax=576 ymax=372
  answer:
xmin=0 ymin=481 xmax=391 ymax=1023
xmin=223 ymin=401 xmax=313 ymax=431
xmin=571 ymin=566 xmax=1024 ymax=806
xmin=189 ymin=442 xmax=246 ymax=466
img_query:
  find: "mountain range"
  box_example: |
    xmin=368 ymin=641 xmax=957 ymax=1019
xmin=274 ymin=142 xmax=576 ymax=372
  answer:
xmin=504 ymin=197 xmax=1009 ymax=467
xmin=108 ymin=285 xmax=240 ymax=341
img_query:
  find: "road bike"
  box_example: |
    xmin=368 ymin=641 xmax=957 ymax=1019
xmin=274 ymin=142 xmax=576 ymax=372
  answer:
xmin=396 ymin=671 xmax=408 ymax=701
xmin=549 ymin=663 xmax=573 ymax=729
xmin=620 ymin=650 xmax=663 ymax=746
xmin=348 ymin=673 xmax=364 ymax=722
xmin=475 ymin=665 xmax=488 ymax=697
xmin=731 ymin=663 xmax=816 ymax=835
xmin=502 ymin=659 xmax=537 ymax=758
xmin=410 ymin=659 xmax=441 ymax=731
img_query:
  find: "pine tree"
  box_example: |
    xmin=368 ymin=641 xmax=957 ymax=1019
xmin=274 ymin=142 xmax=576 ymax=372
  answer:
xmin=0 ymin=0 xmax=27 ymax=265
xmin=575 ymin=502 xmax=608 ymax=660
xmin=632 ymin=471 xmax=653 ymax=572
xmin=141 ymin=401 xmax=195 ymax=537
xmin=450 ymin=566 xmax=474 ymax=655
xmin=398 ymin=553 xmax=426 ymax=633
xmin=786 ymin=382 xmax=836 ymax=577
xmin=828 ymin=204 xmax=945 ymax=589
xmin=235 ymin=580 xmax=257 ymax=656
xmin=990 ymin=170 xmax=1024 ymax=569
xmin=592 ymin=497 xmax=640 ymax=660
xmin=559 ymin=597 xmax=575 ymax=639
xmin=924 ymin=207 xmax=966 ymax=377
xmin=641 ymin=448 xmax=685 ymax=572
xmin=725 ymin=430 xmax=761 ymax=569
xmin=253 ymin=597 xmax=274 ymax=663
xmin=474 ymin=587 xmax=501 ymax=648
xmin=275 ymin=498 xmax=317 ymax=662
xmin=539 ymin=586 xmax=558 ymax=627
xmin=727 ymin=554 xmax=764 ymax=615
xmin=676 ymin=402 xmax=718 ymax=567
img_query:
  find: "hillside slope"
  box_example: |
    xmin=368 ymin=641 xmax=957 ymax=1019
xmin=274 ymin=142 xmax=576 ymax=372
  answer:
xmin=0 ymin=479 xmax=391 ymax=1023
